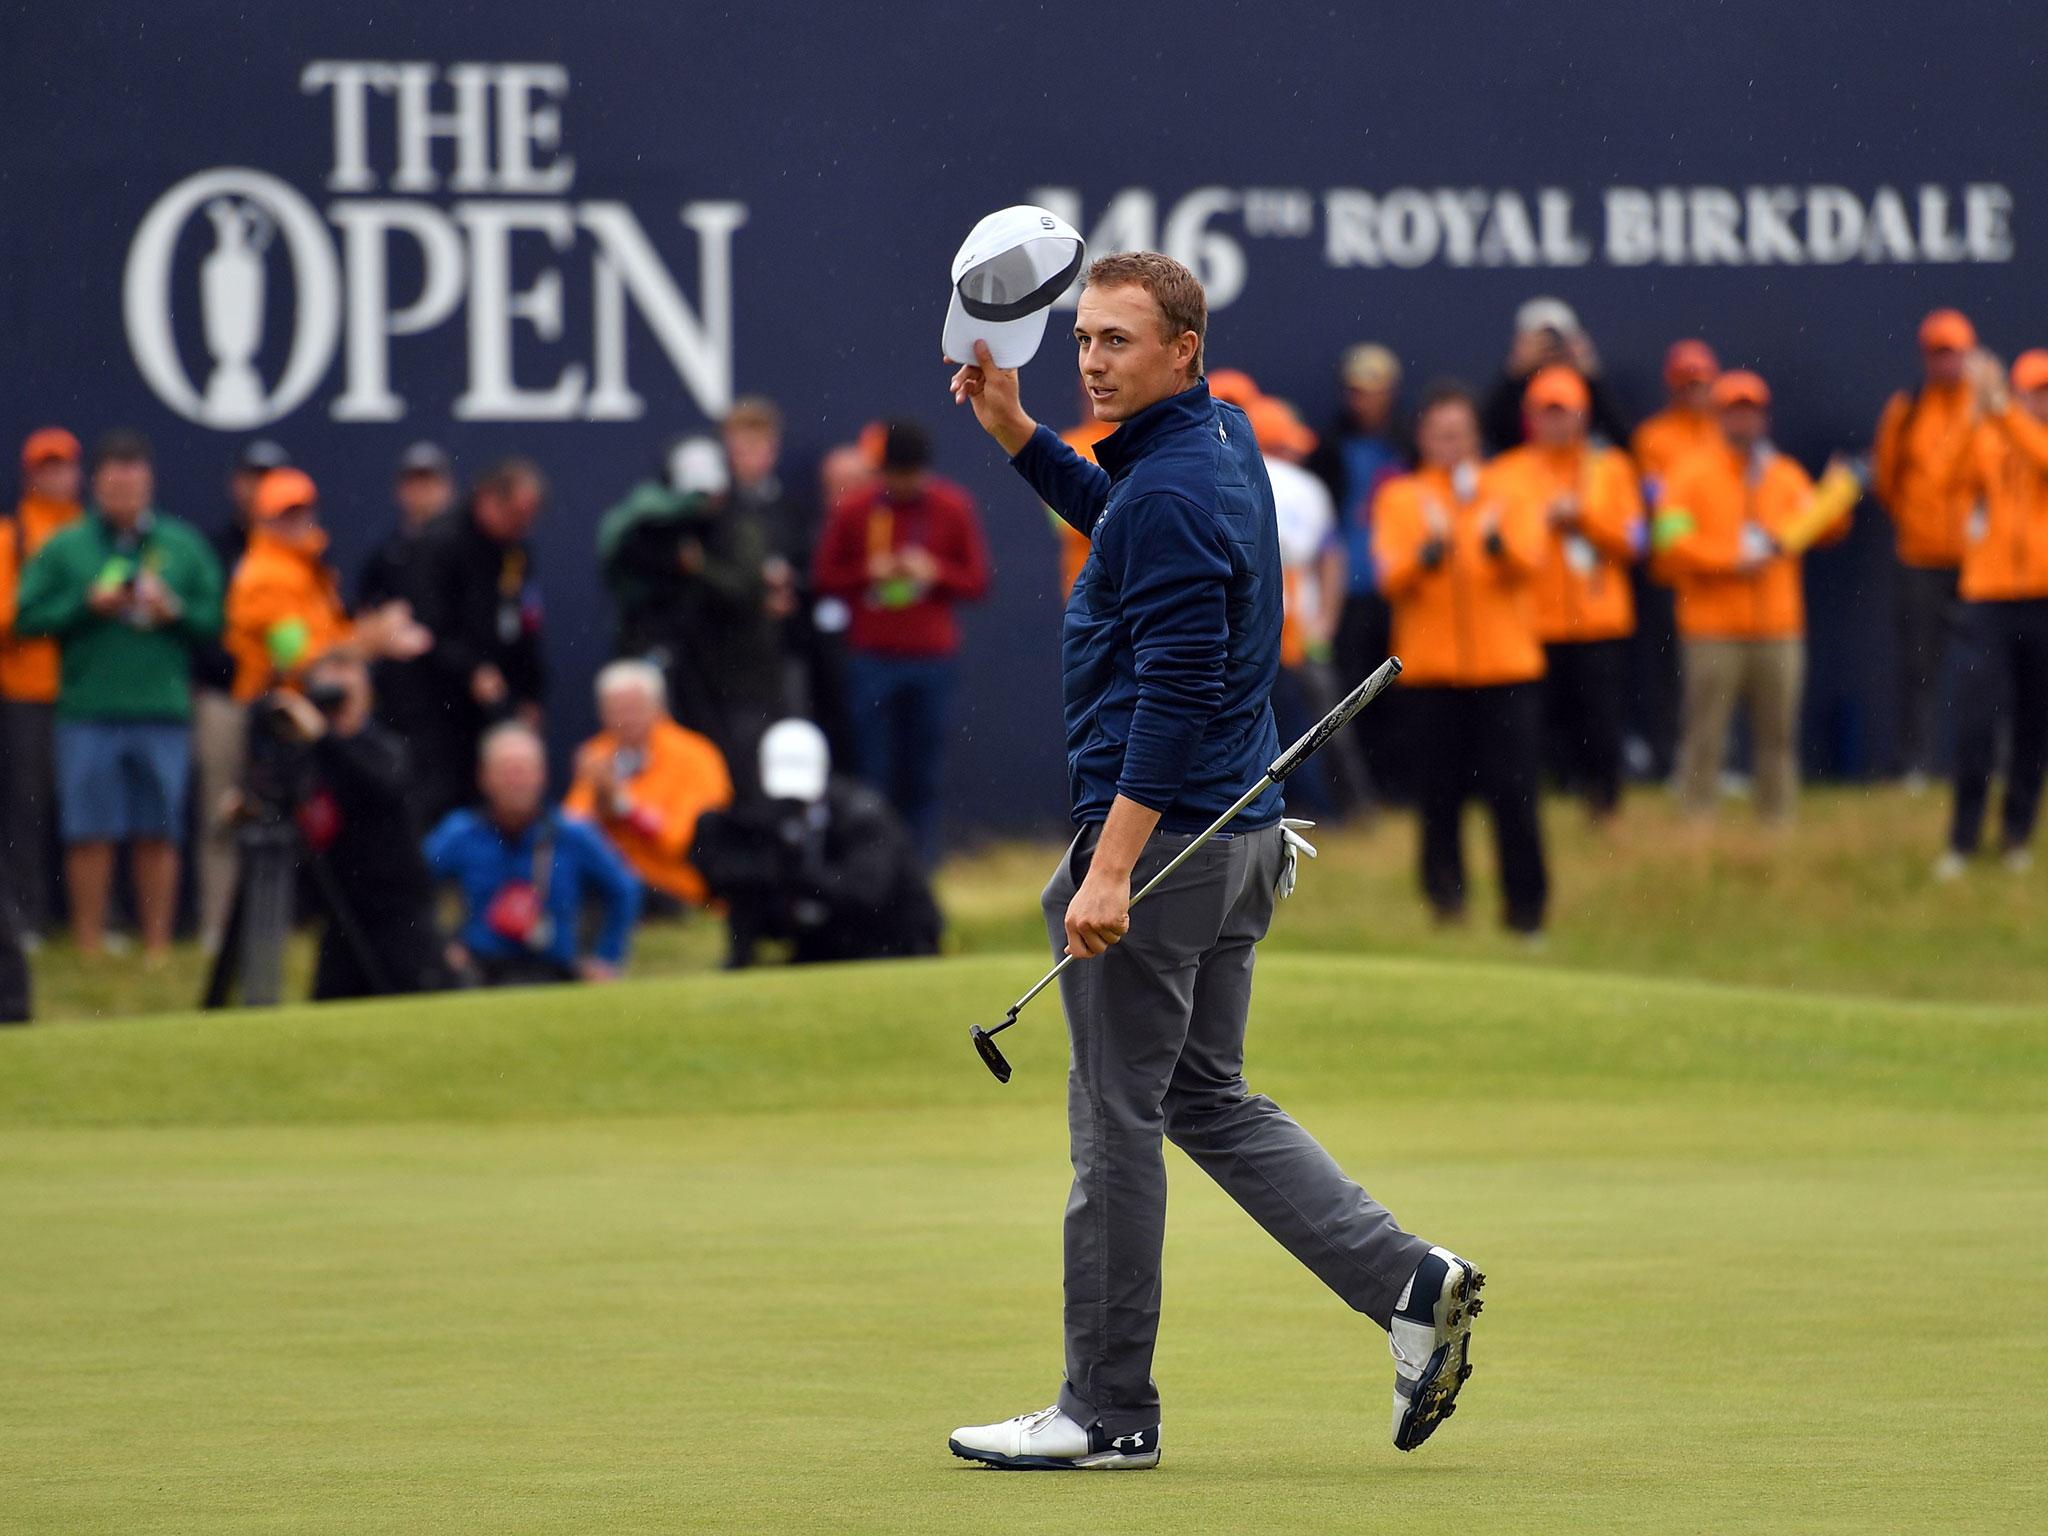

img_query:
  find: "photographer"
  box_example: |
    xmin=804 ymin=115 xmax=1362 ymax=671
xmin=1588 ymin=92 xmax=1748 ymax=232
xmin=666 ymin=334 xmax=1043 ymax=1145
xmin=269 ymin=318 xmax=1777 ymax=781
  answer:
xmin=426 ymin=722 xmax=641 ymax=987
xmin=690 ymin=718 xmax=939 ymax=969
xmin=1481 ymin=298 xmax=1631 ymax=452
xmin=597 ymin=438 xmax=784 ymax=790
xmin=248 ymin=647 xmax=446 ymax=1000
xmin=564 ymin=659 xmax=732 ymax=908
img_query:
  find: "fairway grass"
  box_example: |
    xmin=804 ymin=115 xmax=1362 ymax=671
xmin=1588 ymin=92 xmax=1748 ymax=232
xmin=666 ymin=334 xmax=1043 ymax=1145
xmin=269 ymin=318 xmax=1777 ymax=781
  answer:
xmin=2 ymin=956 xmax=2043 ymax=1533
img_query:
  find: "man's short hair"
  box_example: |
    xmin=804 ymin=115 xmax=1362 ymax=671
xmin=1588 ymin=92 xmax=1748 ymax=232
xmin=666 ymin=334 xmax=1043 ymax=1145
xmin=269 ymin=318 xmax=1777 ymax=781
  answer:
xmin=91 ymin=429 xmax=153 ymax=472
xmin=1416 ymin=378 xmax=1478 ymax=422
xmin=1083 ymin=251 xmax=1208 ymax=378
xmin=881 ymin=419 xmax=932 ymax=472
xmin=595 ymin=657 xmax=667 ymax=711
xmin=479 ymin=720 xmax=545 ymax=767
xmin=725 ymin=395 xmax=783 ymax=435
xmin=475 ymin=455 xmax=547 ymax=503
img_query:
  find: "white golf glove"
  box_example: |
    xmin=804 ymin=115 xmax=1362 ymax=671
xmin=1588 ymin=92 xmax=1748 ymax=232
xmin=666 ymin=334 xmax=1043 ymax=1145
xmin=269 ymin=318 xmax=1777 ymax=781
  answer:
xmin=1276 ymin=818 xmax=1318 ymax=900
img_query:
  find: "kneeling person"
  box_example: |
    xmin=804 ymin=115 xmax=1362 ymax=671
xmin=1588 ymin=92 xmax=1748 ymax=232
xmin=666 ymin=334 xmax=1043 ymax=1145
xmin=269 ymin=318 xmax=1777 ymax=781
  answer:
xmin=427 ymin=723 xmax=641 ymax=986
xmin=690 ymin=719 xmax=939 ymax=968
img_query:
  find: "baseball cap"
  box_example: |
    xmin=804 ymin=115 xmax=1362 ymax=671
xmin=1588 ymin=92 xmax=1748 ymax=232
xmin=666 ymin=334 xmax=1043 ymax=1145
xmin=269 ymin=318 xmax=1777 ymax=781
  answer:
xmin=2010 ymin=350 xmax=2048 ymax=393
xmin=1524 ymin=365 xmax=1591 ymax=414
xmin=21 ymin=427 xmax=80 ymax=468
xmin=1918 ymin=309 xmax=1976 ymax=353
xmin=253 ymin=468 xmax=318 ymax=520
xmin=397 ymin=441 xmax=452 ymax=478
xmin=942 ymin=205 xmax=1086 ymax=369
xmin=666 ymin=437 xmax=729 ymax=498
xmin=1205 ymin=368 xmax=1262 ymax=407
xmin=1711 ymin=370 xmax=1771 ymax=409
xmin=235 ymin=439 xmax=291 ymax=474
xmin=1514 ymin=296 xmax=1582 ymax=338
xmin=759 ymin=718 xmax=830 ymax=802
xmin=1245 ymin=396 xmax=1318 ymax=458
xmin=1664 ymin=339 xmax=1720 ymax=388
xmin=1341 ymin=343 xmax=1401 ymax=392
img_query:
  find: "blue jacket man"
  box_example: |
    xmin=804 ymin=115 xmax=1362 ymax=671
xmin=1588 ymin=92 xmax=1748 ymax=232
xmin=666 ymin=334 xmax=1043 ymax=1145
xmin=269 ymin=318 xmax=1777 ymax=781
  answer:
xmin=423 ymin=723 xmax=640 ymax=985
xmin=943 ymin=251 xmax=1479 ymax=1471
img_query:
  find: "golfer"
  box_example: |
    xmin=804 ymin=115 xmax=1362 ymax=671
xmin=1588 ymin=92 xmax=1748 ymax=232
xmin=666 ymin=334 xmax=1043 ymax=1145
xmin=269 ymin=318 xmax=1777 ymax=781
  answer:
xmin=944 ymin=251 xmax=1484 ymax=1469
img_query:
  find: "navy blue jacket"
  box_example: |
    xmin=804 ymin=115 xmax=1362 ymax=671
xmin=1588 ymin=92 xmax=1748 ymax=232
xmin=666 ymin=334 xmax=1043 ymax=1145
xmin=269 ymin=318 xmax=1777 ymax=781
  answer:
xmin=1011 ymin=380 xmax=1284 ymax=833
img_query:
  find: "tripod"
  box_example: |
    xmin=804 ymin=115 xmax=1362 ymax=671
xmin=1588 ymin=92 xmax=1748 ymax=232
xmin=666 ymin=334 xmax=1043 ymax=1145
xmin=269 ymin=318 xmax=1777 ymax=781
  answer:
xmin=200 ymin=808 xmax=390 ymax=1009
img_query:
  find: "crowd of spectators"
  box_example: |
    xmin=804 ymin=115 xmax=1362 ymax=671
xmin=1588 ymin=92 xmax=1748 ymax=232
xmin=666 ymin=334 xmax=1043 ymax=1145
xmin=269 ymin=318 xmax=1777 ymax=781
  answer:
xmin=1 ymin=294 xmax=2043 ymax=1015
xmin=0 ymin=402 xmax=961 ymax=1015
xmin=1040 ymin=299 xmax=2047 ymax=938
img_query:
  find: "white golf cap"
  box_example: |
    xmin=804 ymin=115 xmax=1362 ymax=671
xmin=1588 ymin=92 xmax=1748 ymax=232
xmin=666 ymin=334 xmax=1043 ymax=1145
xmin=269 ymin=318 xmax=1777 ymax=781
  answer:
xmin=760 ymin=718 xmax=830 ymax=802
xmin=942 ymin=205 xmax=1087 ymax=369
xmin=1514 ymin=296 xmax=1583 ymax=338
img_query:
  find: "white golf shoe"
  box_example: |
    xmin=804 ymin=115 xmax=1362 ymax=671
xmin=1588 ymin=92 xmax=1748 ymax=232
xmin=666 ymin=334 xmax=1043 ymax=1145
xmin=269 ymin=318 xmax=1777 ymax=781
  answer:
xmin=947 ymin=1404 xmax=1160 ymax=1470
xmin=1389 ymin=1245 xmax=1485 ymax=1452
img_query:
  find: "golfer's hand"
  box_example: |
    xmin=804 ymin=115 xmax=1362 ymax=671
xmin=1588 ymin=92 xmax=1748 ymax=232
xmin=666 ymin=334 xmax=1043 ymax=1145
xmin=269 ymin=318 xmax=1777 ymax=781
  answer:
xmin=949 ymin=340 xmax=1037 ymax=456
xmin=1064 ymin=865 xmax=1131 ymax=959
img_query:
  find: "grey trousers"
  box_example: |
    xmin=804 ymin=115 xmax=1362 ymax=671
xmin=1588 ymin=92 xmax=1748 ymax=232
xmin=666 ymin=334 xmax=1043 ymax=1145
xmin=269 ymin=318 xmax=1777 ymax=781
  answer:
xmin=1043 ymin=821 xmax=1429 ymax=1435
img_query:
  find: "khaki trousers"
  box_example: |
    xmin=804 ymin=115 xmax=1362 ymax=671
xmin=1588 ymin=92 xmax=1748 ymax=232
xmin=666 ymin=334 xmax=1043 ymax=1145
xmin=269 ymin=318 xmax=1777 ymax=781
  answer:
xmin=191 ymin=689 xmax=249 ymax=952
xmin=1676 ymin=637 xmax=1805 ymax=823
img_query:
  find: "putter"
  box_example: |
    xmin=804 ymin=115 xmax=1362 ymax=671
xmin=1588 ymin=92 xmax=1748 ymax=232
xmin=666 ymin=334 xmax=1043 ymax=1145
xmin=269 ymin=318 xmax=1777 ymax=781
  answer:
xmin=970 ymin=655 xmax=1404 ymax=1083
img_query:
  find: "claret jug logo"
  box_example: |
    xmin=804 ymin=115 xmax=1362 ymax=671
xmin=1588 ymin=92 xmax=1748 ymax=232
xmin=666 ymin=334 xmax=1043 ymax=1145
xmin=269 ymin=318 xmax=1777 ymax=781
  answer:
xmin=124 ymin=61 xmax=745 ymax=430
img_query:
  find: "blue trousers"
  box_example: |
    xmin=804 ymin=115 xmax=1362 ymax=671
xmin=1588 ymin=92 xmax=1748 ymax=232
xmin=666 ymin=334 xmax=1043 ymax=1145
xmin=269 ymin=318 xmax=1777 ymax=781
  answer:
xmin=846 ymin=653 xmax=953 ymax=864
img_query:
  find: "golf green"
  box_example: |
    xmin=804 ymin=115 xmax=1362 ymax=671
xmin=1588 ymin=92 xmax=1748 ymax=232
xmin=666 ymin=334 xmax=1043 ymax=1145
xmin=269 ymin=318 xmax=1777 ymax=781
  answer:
xmin=2 ymin=955 xmax=2042 ymax=1533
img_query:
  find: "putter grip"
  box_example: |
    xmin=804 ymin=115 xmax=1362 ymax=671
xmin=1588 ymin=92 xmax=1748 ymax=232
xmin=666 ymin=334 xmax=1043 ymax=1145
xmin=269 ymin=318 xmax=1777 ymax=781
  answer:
xmin=1267 ymin=657 xmax=1402 ymax=783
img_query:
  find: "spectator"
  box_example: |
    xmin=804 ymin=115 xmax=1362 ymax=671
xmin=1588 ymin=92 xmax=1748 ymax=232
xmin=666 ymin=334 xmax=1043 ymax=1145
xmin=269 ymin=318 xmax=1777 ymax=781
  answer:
xmin=1628 ymin=340 xmax=1723 ymax=780
xmin=426 ymin=722 xmax=640 ymax=987
xmin=1494 ymin=366 xmax=1646 ymax=821
xmin=811 ymin=418 xmax=991 ymax=864
xmin=1632 ymin=341 xmax=1723 ymax=501
xmin=0 ymin=427 xmax=84 ymax=941
xmin=1481 ymin=297 xmax=1630 ymax=451
xmin=225 ymin=469 xmax=427 ymax=703
xmin=355 ymin=442 xmax=456 ymax=775
xmin=14 ymin=430 xmax=223 ymax=959
xmin=1249 ymin=393 xmax=1373 ymax=818
xmin=252 ymin=646 xmax=447 ymax=999
xmin=1938 ymin=349 xmax=2048 ymax=878
xmin=1307 ymin=344 xmax=1412 ymax=797
xmin=1049 ymin=383 xmax=1114 ymax=599
xmin=727 ymin=396 xmax=834 ymax=731
xmin=356 ymin=441 xmax=455 ymax=608
xmin=564 ymin=659 xmax=732 ymax=906
xmin=1659 ymin=371 xmax=1853 ymax=825
xmin=191 ymin=439 xmax=290 ymax=952
xmin=408 ymin=457 xmax=549 ymax=825
xmin=598 ymin=437 xmax=784 ymax=785
xmin=1873 ymin=309 xmax=1987 ymax=786
xmin=1373 ymin=385 xmax=1549 ymax=936
xmin=690 ymin=718 xmax=941 ymax=968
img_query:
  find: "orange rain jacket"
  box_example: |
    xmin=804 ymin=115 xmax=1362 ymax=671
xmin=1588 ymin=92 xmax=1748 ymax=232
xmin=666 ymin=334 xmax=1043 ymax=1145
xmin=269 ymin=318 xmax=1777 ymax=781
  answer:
xmin=1491 ymin=442 xmax=1644 ymax=643
xmin=1631 ymin=407 xmax=1721 ymax=501
xmin=224 ymin=528 xmax=353 ymax=700
xmin=1960 ymin=405 xmax=2048 ymax=603
xmin=1657 ymin=443 xmax=1848 ymax=640
xmin=564 ymin=717 xmax=733 ymax=904
xmin=1873 ymin=381 xmax=1980 ymax=569
xmin=0 ymin=494 xmax=83 ymax=702
xmin=1372 ymin=463 xmax=1546 ymax=687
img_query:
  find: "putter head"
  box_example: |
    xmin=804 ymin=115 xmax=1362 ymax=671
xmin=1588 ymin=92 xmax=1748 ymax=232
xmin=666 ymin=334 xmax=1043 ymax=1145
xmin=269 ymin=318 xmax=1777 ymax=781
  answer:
xmin=969 ymin=1023 xmax=1013 ymax=1084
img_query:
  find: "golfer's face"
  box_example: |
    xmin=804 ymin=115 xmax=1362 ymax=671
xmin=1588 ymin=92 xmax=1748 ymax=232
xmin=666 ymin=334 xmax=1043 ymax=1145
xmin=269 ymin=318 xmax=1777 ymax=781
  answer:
xmin=1074 ymin=284 xmax=1188 ymax=422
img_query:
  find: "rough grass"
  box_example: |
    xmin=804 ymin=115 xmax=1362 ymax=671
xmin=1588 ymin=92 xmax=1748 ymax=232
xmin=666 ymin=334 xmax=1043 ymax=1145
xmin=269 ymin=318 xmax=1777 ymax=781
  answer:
xmin=2 ymin=954 xmax=2043 ymax=1533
